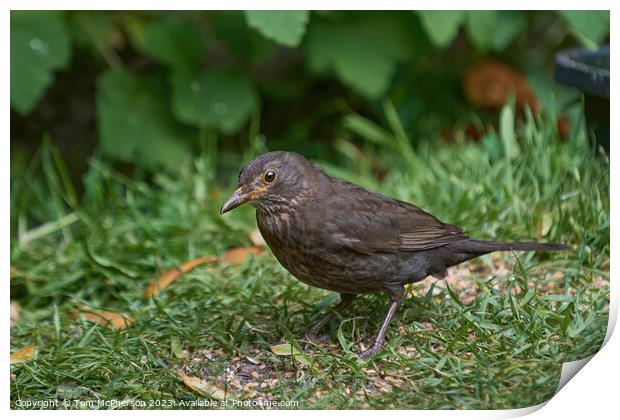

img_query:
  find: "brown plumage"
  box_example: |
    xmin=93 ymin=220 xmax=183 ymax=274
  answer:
xmin=220 ymin=151 xmax=570 ymax=359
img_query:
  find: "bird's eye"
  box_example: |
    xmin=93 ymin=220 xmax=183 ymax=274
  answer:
xmin=262 ymin=170 xmax=276 ymax=184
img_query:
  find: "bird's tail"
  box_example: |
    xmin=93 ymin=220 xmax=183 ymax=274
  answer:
xmin=418 ymin=239 xmax=571 ymax=281
xmin=451 ymin=239 xmax=571 ymax=254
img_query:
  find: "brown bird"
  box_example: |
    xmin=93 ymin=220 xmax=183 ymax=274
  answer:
xmin=220 ymin=151 xmax=569 ymax=359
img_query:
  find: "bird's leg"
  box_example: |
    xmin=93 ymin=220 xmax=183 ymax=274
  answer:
xmin=358 ymin=288 xmax=404 ymax=360
xmin=304 ymin=293 xmax=356 ymax=344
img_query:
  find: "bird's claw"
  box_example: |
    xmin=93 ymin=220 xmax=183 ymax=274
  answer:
xmin=303 ymin=332 xmax=330 ymax=345
xmin=358 ymin=344 xmax=381 ymax=360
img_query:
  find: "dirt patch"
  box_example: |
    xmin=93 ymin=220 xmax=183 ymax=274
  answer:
xmin=172 ymin=256 xmax=609 ymax=406
xmin=411 ymin=256 xmax=609 ymax=305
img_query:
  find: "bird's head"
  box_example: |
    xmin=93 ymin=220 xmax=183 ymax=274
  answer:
xmin=220 ymin=151 xmax=320 ymax=214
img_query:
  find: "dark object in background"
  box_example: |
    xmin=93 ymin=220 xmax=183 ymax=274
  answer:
xmin=555 ymin=46 xmax=610 ymax=153
xmin=220 ymin=151 xmax=570 ymax=359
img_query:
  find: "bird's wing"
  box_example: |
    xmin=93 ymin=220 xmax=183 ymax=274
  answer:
xmin=322 ymin=180 xmax=468 ymax=255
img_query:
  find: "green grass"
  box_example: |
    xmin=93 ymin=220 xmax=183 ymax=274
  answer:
xmin=10 ymin=105 xmax=609 ymax=409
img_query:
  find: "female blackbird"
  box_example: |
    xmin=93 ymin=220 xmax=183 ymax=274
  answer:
xmin=220 ymin=151 xmax=569 ymax=359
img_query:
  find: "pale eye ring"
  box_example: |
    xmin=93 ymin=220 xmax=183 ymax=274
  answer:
xmin=263 ymin=170 xmax=276 ymax=184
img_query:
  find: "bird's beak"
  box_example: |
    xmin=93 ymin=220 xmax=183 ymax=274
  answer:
xmin=220 ymin=187 xmax=250 ymax=214
xmin=220 ymin=185 xmax=269 ymax=214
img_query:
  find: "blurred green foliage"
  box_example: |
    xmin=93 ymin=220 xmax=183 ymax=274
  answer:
xmin=245 ymin=10 xmax=310 ymax=47
xmin=10 ymin=12 xmax=71 ymax=113
xmin=10 ymin=10 xmax=610 ymax=173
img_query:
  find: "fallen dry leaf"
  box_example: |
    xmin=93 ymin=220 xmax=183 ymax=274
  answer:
xmin=144 ymin=247 xmax=265 ymax=298
xmin=178 ymin=371 xmax=227 ymax=399
xmin=10 ymin=300 xmax=20 ymax=327
xmin=464 ymin=60 xmax=539 ymax=112
xmin=144 ymin=255 xmax=218 ymax=298
xmin=245 ymin=355 xmax=261 ymax=365
xmin=11 ymin=345 xmax=36 ymax=364
xmin=557 ymin=115 xmax=570 ymax=140
xmin=78 ymin=307 xmax=134 ymax=330
xmin=179 ymin=255 xmax=219 ymax=272
xmin=223 ymin=246 xmax=264 ymax=265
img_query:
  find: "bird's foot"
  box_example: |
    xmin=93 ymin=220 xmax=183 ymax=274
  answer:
xmin=303 ymin=331 xmax=330 ymax=345
xmin=358 ymin=343 xmax=382 ymax=360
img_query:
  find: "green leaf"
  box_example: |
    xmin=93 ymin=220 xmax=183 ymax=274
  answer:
xmin=270 ymin=343 xmax=310 ymax=366
xmin=465 ymin=11 xmax=497 ymax=50
xmin=53 ymin=303 xmax=61 ymax=342
xmin=244 ymin=11 xmax=309 ymax=47
xmin=343 ymin=114 xmax=394 ymax=146
xmin=69 ymin=11 xmax=114 ymax=54
xmin=558 ymin=11 xmax=609 ymax=48
xmin=306 ymin=20 xmax=409 ymax=99
xmin=527 ymin=71 xmax=560 ymax=118
xmin=170 ymin=335 xmax=183 ymax=358
xmin=337 ymin=322 xmax=351 ymax=351
xmin=500 ymin=104 xmax=520 ymax=159
xmin=171 ymin=68 xmax=257 ymax=134
xmin=10 ymin=11 xmax=71 ymax=114
xmin=544 ymin=295 xmax=576 ymax=303
xmin=140 ymin=19 xmax=205 ymax=70
xmin=96 ymin=68 xmax=190 ymax=171
xmin=491 ymin=11 xmax=527 ymax=51
xmin=211 ymin=11 xmax=275 ymax=64
xmin=417 ymin=11 xmax=464 ymax=48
